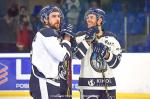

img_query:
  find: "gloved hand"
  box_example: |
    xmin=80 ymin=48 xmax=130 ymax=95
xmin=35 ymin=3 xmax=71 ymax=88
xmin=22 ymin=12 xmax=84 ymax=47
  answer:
xmin=85 ymin=26 xmax=99 ymax=41
xmin=61 ymin=23 xmax=75 ymax=38
xmin=93 ymin=42 xmax=108 ymax=59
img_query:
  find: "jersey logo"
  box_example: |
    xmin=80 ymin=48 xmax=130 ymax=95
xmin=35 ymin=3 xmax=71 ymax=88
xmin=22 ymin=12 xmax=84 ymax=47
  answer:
xmin=88 ymin=79 xmax=95 ymax=86
xmin=90 ymin=52 xmax=107 ymax=73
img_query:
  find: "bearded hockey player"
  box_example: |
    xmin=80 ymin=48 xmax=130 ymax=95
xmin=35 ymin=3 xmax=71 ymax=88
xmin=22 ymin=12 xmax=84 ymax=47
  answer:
xmin=29 ymin=5 xmax=74 ymax=99
xmin=74 ymin=8 xmax=122 ymax=99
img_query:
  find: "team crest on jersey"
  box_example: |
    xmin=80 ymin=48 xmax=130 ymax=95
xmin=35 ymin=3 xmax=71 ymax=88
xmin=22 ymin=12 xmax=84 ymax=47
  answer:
xmin=90 ymin=52 xmax=107 ymax=73
xmin=88 ymin=79 xmax=95 ymax=86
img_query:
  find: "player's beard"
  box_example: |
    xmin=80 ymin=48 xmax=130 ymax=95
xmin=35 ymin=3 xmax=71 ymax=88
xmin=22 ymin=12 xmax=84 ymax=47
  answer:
xmin=49 ymin=21 xmax=60 ymax=30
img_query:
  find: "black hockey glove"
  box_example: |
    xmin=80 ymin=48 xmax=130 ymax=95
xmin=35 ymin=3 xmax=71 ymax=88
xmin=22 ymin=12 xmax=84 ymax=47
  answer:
xmin=93 ymin=42 xmax=108 ymax=59
xmin=85 ymin=26 xmax=99 ymax=42
xmin=61 ymin=23 xmax=75 ymax=38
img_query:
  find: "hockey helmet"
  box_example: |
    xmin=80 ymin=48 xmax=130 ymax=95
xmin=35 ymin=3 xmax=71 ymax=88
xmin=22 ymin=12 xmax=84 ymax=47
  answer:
xmin=40 ymin=5 xmax=64 ymax=23
xmin=84 ymin=8 xmax=105 ymax=23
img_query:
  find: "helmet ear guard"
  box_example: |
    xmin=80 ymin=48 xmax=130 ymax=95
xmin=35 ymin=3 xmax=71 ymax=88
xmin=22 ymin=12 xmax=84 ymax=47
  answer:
xmin=39 ymin=5 xmax=64 ymax=23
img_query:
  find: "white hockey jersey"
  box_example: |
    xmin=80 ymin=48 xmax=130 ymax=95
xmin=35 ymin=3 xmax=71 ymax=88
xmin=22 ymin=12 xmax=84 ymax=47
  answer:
xmin=31 ymin=27 xmax=71 ymax=79
xmin=75 ymin=31 xmax=122 ymax=90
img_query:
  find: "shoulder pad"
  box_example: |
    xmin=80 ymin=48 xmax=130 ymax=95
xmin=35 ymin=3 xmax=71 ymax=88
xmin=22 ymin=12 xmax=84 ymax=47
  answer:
xmin=76 ymin=31 xmax=86 ymax=37
xmin=104 ymin=31 xmax=117 ymax=39
xmin=39 ymin=27 xmax=58 ymax=37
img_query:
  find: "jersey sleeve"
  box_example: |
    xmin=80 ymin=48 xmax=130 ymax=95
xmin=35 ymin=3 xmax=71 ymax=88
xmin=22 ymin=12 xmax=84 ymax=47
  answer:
xmin=43 ymin=36 xmax=71 ymax=61
xmin=61 ymin=40 xmax=72 ymax=61
xmin=39 ymin=28 xmax=71 ymax=62
xmin=105 ymin=37 xmax=122 ymax=69
xmin=74 ymin=33 xmax=90 ymax=59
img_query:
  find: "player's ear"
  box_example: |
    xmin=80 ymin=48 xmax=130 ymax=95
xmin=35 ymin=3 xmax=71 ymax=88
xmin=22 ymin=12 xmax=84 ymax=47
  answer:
xmin=44 ymin=19 xmax=48 ymax=24
xmin=97 ymin=17 xmax=103 ymax=26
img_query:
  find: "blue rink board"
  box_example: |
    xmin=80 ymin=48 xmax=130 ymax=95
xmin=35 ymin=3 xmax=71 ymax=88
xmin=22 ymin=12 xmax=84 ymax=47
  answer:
xmin=0 ymin=54 xmax=80 ymax=91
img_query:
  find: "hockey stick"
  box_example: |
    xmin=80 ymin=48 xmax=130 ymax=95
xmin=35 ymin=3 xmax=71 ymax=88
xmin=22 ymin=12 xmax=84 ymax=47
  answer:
xmin=95 ymin=54 xmax=112 ymax=99
xmin=101 ymin=70 xmax=112 ymax=99
xmin=63 ymin=57 xmax=72 ymax=99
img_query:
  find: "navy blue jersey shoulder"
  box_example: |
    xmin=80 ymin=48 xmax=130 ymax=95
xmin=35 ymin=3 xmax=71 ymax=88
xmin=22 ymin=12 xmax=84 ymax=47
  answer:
xmin=76 ymin=31 xmax=86 ymax=37
xmin=39 ymin=27 xmax=59 ymax=37
xmin=103 ymin=31 xmax=118 ymax=39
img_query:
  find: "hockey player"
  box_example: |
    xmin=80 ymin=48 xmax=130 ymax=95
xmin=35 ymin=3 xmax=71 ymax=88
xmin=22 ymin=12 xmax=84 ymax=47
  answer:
xmin=29 ymin=5 xmax=74 ymax=99
xmin=74 ymin=8 xmax=122 ymax=99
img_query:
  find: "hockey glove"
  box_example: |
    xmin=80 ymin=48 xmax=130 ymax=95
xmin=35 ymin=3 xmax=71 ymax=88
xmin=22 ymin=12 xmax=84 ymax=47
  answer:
xmin=93 ymin=43 xmax=108 ymax=59
xmin=85 ymin=26 xmax=99 ymax=42
xmin=61 ymin=23 xmax=75 ymax=38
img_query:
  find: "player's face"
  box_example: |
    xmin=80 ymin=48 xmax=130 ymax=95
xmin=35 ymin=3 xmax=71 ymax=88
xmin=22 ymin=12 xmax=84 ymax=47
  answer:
xmin=48 ymin=12 xmax=61 ymax=30
xmin=86 ymin=14 xmax=97 ymax=28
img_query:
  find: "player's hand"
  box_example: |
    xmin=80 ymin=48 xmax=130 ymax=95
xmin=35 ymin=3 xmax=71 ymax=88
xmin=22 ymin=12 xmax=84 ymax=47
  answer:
xmin=93 ymin=43 xmax=108 ymax=58
xmin=85 ymin=26 xmax=99 ymax=42
xmin=61 ymin=23 xmax=75 ymax=38
xmin=64 ymin=34 xmax=71 ymax=41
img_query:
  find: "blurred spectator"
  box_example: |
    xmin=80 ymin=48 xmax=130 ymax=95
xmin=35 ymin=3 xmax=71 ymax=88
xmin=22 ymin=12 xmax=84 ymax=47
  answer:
xmin=66 ymin=5 xmax=80 ymax=26
xmin=7 ymin=3 xmax=19 ymax=17
xmin=0 ymin=5 xmax=18 ymax=52
xmin=62 ymin=0 xmax=81 ymax=13
xmin=62 ymin=0 xmax=81 ymax=27
xmin=16 ymin=5 xmax=32 ymax=52
xmin=54 ymin=0 xmax=64 ymax=8
xmin=88 ymin=0 xmax=100 ymax=8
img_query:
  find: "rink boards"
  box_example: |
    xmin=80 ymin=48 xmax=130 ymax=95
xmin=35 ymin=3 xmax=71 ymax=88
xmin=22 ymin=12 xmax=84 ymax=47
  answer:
xmin=0 ymin=53 xmax=80 ymax=91
xmin=0 ymin=53 xmax=150 ymax=99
